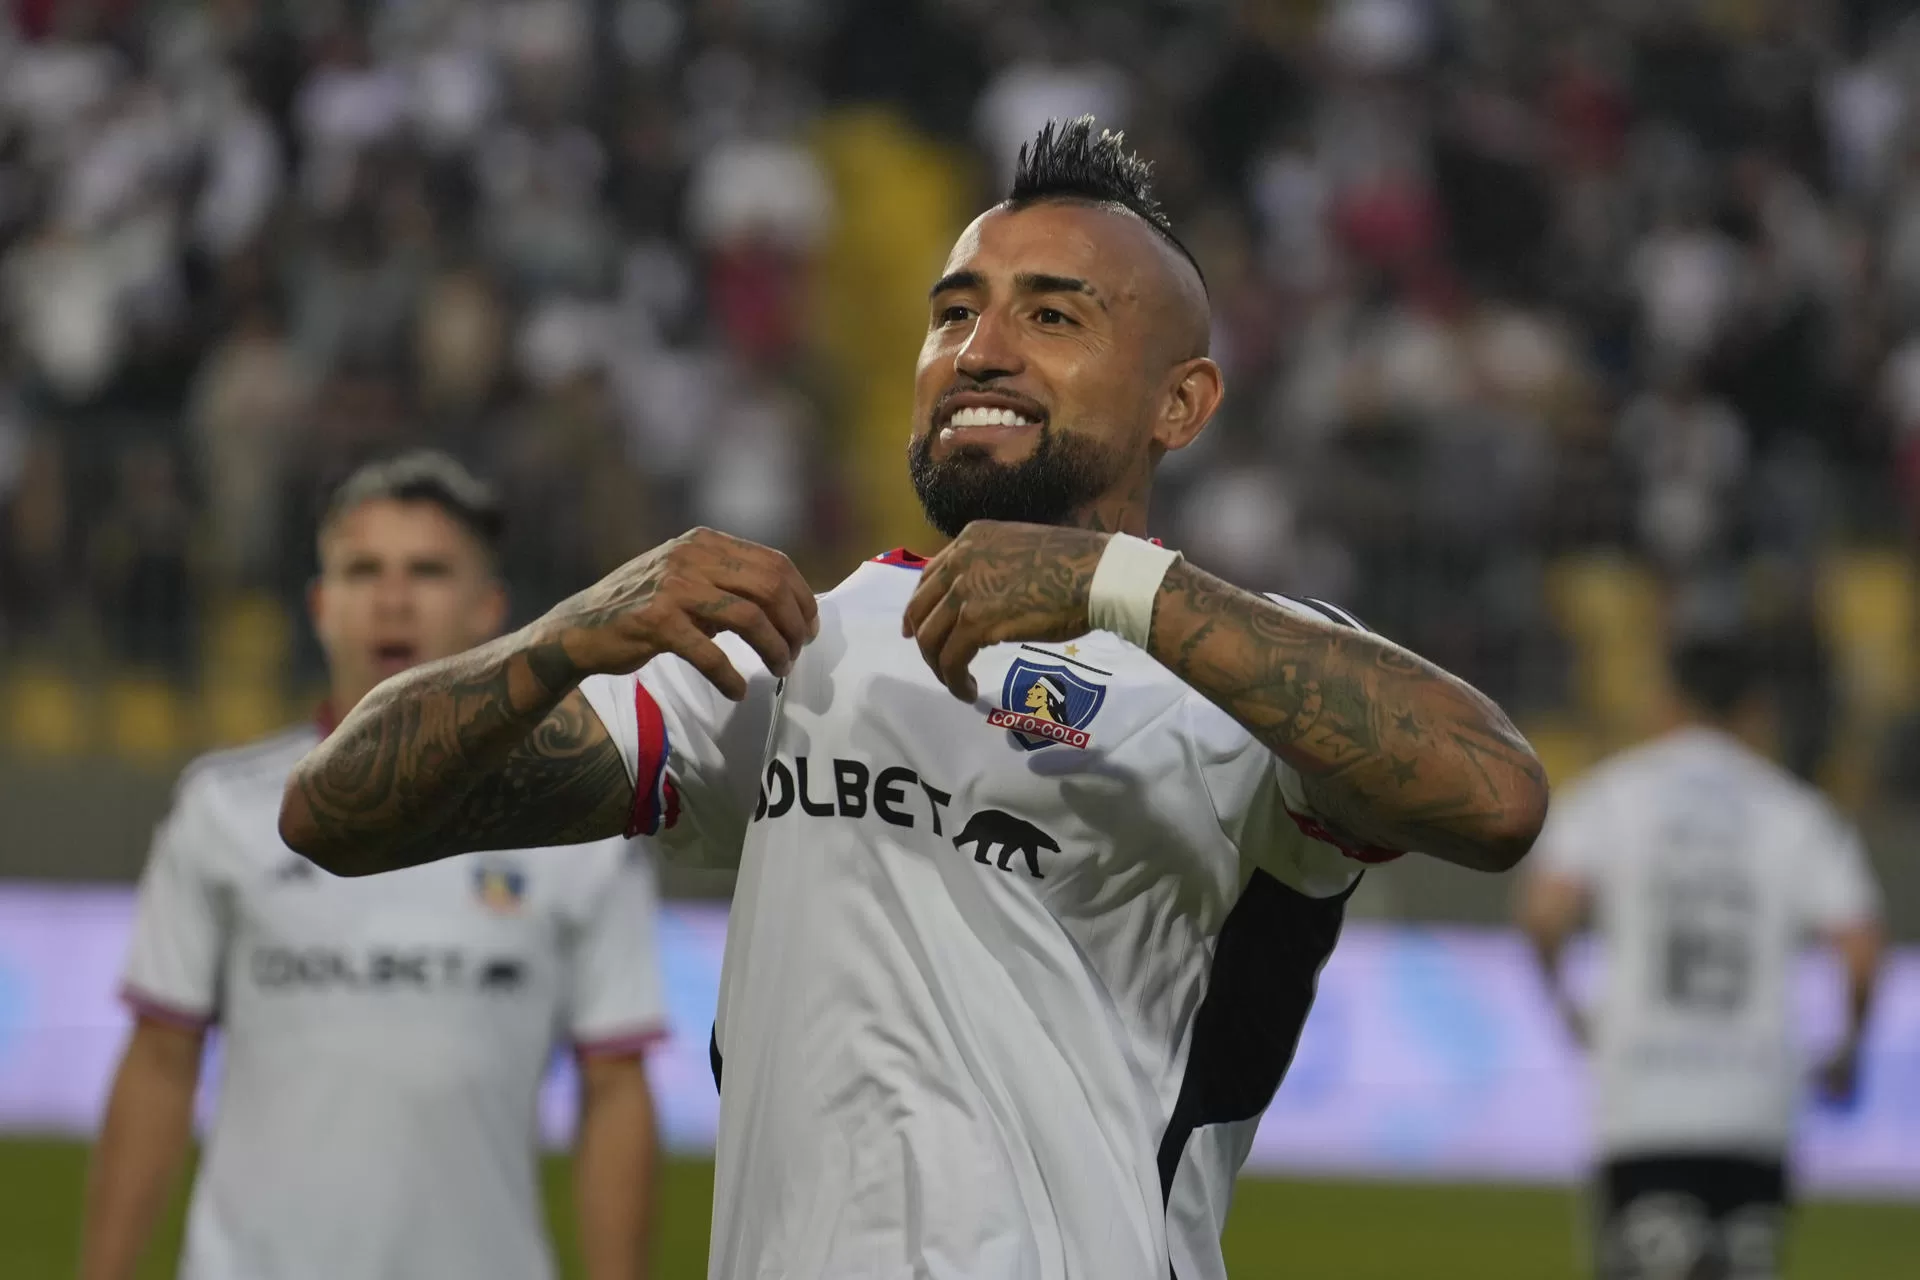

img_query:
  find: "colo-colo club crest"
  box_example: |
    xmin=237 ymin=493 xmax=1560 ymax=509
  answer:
xmin=990 ymin=658 xmax=1107 ymax=751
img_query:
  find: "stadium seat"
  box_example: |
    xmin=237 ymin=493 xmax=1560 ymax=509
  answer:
xmin=204 ymin=681 xmax=288 ymax=748
xmin=2 ymin=664 xmax=91 ymax=757
xmin=204 ymin=593 xmax=292 ymax=677
xmin=1818 ymin=549 xmax=1918 ymax=716
xmin=201 ymin=594 xmax=293 ymax=746
xmin=106 ymin=678 xmax=190 ymax=766
xmin=812 ymin=108 xmax=978 ymax=551
xmin=1816 ymin=550 xmax=1918 ymax=806
xmin=1546 ymin=553 xmax=1668 ymax=739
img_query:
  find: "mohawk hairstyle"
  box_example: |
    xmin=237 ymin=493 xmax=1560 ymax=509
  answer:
xmin=1006 ymin=116 xmax=1204 ymax=285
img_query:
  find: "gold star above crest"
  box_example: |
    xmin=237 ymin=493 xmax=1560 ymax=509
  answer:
xmin=1064 ymin=645 xmax=1080 ymax=658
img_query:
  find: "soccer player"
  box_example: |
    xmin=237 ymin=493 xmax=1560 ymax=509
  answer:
xmin=81 ymin=453 xmax=667 ymax=1280
xmin=281 ymin=120 xmax=1550 ymax=1279
xmin=1520 ymin=629 xmax=1884 ymax=1280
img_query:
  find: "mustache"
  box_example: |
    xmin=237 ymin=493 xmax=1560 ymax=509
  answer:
xmin=928 ymin=384 xmax=1051 ymax=427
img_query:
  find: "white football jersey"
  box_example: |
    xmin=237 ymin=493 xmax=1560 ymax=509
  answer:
xmin=121 ymin=724 xmax=668 ymax=1280
xmin=1532 ymin=726 xmax=1880 ymax=1159
xmin=581 ymin=551 xmax=1387 ymax=1280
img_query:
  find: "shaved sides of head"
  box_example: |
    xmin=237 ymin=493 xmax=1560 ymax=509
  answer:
xmin=1003 ymin=117 xmax=1210 ymax=361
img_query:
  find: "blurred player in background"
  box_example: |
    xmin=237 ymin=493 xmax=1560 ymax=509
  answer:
xmin=279 ymin=121 xmax=1549 ymax=1280
xmin=80 ymin=453 xmax=666 ymax=1280
xmin=1521 ymin=629 xmax=1884 ymax=1280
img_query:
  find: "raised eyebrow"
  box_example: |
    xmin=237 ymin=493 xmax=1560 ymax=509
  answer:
xmin=929 ymin=270 xmax=983 ymax=300
xmin=1013 ymin=272 xmax=1106 ymax=311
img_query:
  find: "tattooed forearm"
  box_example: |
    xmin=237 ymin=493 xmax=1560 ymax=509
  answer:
xmin=280 ymin=526 xmax=817 ymax=876
xmin=279 ymin=628 xmax=631 ymax=876
xmin=1149 ymin=561 xmax=1548 ymax=871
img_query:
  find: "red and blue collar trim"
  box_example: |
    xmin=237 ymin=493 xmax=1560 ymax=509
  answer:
xmin=872 ymin=537 xmax=1163 ymax=570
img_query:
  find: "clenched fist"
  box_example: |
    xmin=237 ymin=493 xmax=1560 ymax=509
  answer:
xmin=539 ymin=528 xmax=818 ymax=700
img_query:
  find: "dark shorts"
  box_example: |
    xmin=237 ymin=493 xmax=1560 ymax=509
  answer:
xmin=1596 ymin=1154 xmax=1790 ymax=1280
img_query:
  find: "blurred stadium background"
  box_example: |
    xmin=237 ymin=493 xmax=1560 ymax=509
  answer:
xmin=3 ymin=0 xmax=1920 ymax=1275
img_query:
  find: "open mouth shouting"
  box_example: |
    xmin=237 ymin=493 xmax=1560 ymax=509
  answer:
xmin=370 ymin=641 xmax=419 ymax=677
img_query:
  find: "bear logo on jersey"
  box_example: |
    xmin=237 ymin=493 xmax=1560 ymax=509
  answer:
xmin=478 ymin=957 xmax=527 ymax=991
xmin=990 ymin=659 xmax=1106 ymax=751
xmin=473 ymin=863 xmax=527 ymax=915
xmin=953 ymin=809 xmax=1059 ymax=879
xmin=272 ymin=856 xmax=317 ymax=885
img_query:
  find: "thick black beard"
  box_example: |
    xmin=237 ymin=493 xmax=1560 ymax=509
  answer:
xmin=907 ymin=426 xmax=1122 ymax=538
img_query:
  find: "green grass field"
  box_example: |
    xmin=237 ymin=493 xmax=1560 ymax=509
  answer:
xmin=2 ymin=1140 xmax=1912 ymax=1278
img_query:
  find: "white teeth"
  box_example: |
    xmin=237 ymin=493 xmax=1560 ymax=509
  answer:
xmin=949 ymin=406 xmax=1036 ymax=428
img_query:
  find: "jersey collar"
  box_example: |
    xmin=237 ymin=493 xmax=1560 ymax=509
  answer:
xmin=872 ymin=537 xmax=1164 ymax=569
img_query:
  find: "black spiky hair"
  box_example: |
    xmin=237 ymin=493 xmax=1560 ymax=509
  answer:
xmin=1670 ymin=629 xmax=1760 ymax=718
xmin=1006 ymin=116 xmax=1204 ymax=285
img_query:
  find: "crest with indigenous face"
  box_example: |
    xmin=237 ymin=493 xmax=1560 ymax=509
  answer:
xmin=988 ymin=659 xmax=1106 ymax=751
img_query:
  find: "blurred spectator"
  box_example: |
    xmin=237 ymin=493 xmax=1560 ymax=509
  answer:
xmin=684 ymin=129 xmax=832 ymax=364
xmin=1631 ymin=205 xmax=1745 ymax=367
xmin=188 ymin=299 xmax=306 ymax=589
xmin=185 ymin=75 xmax=284 ymax=262
xmin=691 ymin=362 xmax=814 ymax=550
xmin=1822 ymin=46 xmax=1907 ymax=203
xmin=286 ymin=178 xmax=433 ymax=378
xmin=1618 ymin=366 xmax=1750 ymax=573
xmin=494 ymin=333 xmax=650 ymax=614
xmin=974 ymin=13 xmax=1130 ymax=182
xmin=474 ymin=104 xmax=615 ymax=295
xmin=1883 ymin=150 xmax=1920 ymax=326
xmin=1883 ymin=333 xmax=1920 ymax=529
xmin=0 ymin=428 xmax=69 ymax=652
xmin=1174 ymin=455 xmax=1307 ymax=595
xmin=818 ymin=0 xmax=987 ymax=143
xmin=2 ymin=0 xmax=1919 ymax=802
xmin=294 ymin=25 xmax=410 ymax=206
xmin=90 ymin=440 xmax=195 ymax=673
xmin=421 ymin=261 xmax=505 ymax=380
xmin=605 ymin=92 xmax=689 ymax=238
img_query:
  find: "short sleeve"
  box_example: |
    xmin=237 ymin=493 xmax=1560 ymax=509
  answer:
xmin=1223 ymin=764 xmax=1369 ymax=897
xmin=565 ymin=839 xmax=670 ymax=1056
xmin=579 ymin=631 xmax=778 ymax=866
xmin=121 ymin=786 xmax=228 ymax=1028
xmin=1793 ymin=804 xmax=1881 ymax=932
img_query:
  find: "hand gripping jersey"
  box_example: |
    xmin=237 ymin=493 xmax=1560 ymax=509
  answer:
xmin=1533 ymin=727 xmax=1881 ymax=1160
xmin=122 ymin=725 xmax=668 ymax=1280
xmin=581 ymin=552 xmax=1393 ymax=1280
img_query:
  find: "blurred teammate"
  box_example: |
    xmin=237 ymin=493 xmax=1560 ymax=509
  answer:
xmin=1521 ymin=630 xmax=1883 ymax=1280
xmin=81 ymin=453 xmax=666 ymax=1280
xmin=281 ymin=121 xmax=1550 ymax=1280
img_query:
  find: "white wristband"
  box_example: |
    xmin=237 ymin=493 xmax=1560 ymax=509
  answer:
xmin=1087 ymin=534 xmax=1181 ymax=649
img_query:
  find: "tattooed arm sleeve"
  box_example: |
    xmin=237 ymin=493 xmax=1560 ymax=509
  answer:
xmin=279 ymin=630 xmax=632 ymax=876
xmin=1149 ymin=561 xmax=1548 ymax=872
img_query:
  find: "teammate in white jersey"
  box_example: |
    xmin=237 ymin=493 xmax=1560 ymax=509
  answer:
xmin=1520 ymin=630 xmax=1883 ymax=1280
xmin=282 ymin=119 xmax=1551 ymax=1279
xmin=81 ymin=454 xmax=667 ymax=1280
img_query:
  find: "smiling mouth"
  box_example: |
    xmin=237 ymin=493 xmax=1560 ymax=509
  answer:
xmin=945 ymin=406 xmax=1043 ymax=429
xmin=937 ymin=404 xmax=1049 ymax=452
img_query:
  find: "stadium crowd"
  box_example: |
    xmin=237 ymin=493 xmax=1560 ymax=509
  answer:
xmin=3 ymin=0 xmax=1920 ymax=792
